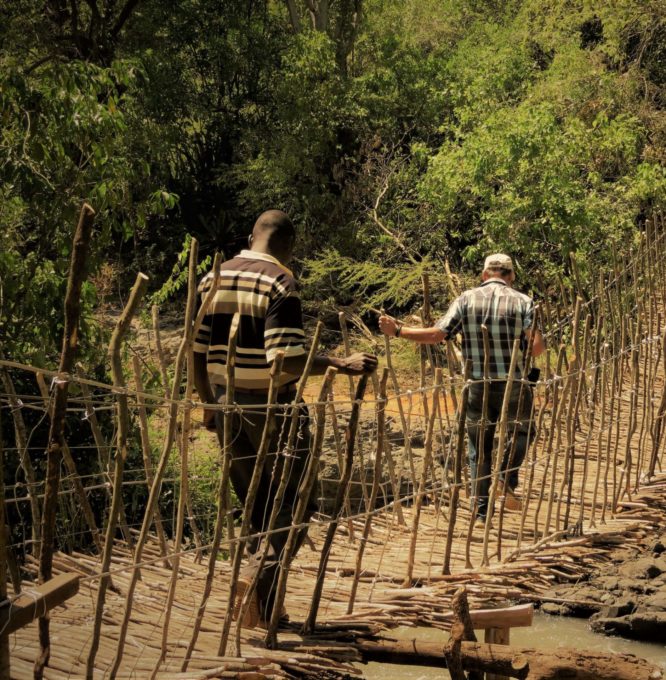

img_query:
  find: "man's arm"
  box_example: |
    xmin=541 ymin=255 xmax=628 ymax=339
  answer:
xmin=281 ymin=352 xmax=378 ymax=376
xmin=526 ymin=328 xmax=546 ymax=357
xmin=194 ymin=352 xmax=217 ymax=430
xmin=378 ymin=315 xmax=447 ymax=344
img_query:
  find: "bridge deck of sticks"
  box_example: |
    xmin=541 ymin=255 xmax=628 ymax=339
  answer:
xmin=2 ymin=208 xmax=666 ymax=679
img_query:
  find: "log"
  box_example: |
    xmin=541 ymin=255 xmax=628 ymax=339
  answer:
xmin=355 ymin=638 xmax=663 ymax=680
xmin=0 ymin=573 xmax=79 ymax=636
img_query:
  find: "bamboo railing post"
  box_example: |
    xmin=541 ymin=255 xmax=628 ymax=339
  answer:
xmin=302 ymin=372 xmax=369 ymax=635
xmin=0 ymin=414 xmax=9 ymax=678
xmin=601 ymin=349 xmax=620 ymax=524
xmin=99 ymin=246 xmax=219 ymax=680
xmin=0 ymin=369 xmax=41 ymax=556
xmin=149 ymin=242 xmax=201 ymax=679
xmin=534 ymin=347 xmax=565 ymax=537
xmin=371 ymin=371 xmax=404 ymax=525
xmin=403 ymin=365 xmax=442 ymax=584
xmin=561 ymin=314 xmax=591 ymax=530
xmin=442 ymin=364 xmax=468 ymax=576
xmin=231 ymin=324 xmax=323 ymax=646
xmin=383 ymin=333 xmax=417 ymax=495
xmin=131 ymin=355 xmax=170 ymax=565
xmin=327 ymin=395 xmax=356 ymax=541
xmin=152 ymin=303 xmax=205 ymax=557
xmin=648 ymin=328 xmax=666 ymax=478
xmin=85 ymin=272 xmax=149 ymax=680
xmin=35 ymin=202 xmax=95 ymax=680
xmin=340 ymin=312 xmax=370 ymax=511
xmin=615 ymin=317 xmax=641 ymax=508
xmin=184 ymin=341 xmax=281 ymax=670
xmin=76 ymin=366 xmax=112 ymax=475
xmin=481 ymin=340 xmax=520 ymax=568
xmin=464 ymin=328 xmax=490 ymax=569
xmin=346 ymin=368 xmax=389 ymax=615
xmin=496 ymin=308 xmax=539 ymax=559
xmin=34 ymin=372 xmax=102 ymax=554
xmin=265 ymin=366 xmax=338 ymax=648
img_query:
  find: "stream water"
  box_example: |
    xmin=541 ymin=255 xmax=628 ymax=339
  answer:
xmin=355 ymin=612 xmax=666 ymax=679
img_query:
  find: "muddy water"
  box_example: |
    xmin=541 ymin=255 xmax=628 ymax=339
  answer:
xmin=356 ymin=612 xmax=666 ymax=679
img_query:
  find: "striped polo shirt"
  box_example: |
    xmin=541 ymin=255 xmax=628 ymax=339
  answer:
xmin=436 ymin=279 xmax=534 ymax=379
xmin=193 ymin=250 xmax=306 ymax=390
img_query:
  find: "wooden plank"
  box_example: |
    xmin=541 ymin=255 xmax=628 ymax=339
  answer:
xmin=485 ymin=626 xmax=510 ymax=680
xmin=0 ymin=573 xmax=79 ymax=636
xmin=439 ymin=604 xmax=533 ymax=629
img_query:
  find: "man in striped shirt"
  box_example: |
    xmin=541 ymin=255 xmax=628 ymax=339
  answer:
xmin=194 ymin=210 xmax=377 ymax=628
xmin=379 ymin=254 xmax=544 ymax=522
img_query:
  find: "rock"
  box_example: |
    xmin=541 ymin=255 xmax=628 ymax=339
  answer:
xmin=644 ymin=592 xmax=666 ymax=612
xmin=617 ymin=557 xmax=664 ymax=580
xmin=591 ymin=611 xmax=666 ymax=643
xmin=597 ymin=576 xmax=620 ymax=591
xmin=651 ymin=540 xmax=665 ymax=555
xmin=541 ymin=603 xmax=565 ymax=615
xmin=597 ymin=598 xmax=636 ymax=619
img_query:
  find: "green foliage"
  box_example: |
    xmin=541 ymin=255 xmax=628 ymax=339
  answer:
xmin=148 ymin=235 xmax=212 ymax=308
xmin=302 ymin=248 xmax=434 ymax=312
xmin=0 ymin=54 xmax=177 ymax=364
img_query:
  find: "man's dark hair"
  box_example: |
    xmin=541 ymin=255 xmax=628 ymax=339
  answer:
xmin=253 ymin=210 xmax=295 ymax=247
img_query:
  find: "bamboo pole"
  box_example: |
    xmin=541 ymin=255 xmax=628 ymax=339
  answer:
xmin=131 ymin=355 xmax=170 ymax=565
xmin=152 ymin=304 xmax=204 ymax=557
xmin=265 ymin=366 xmax=338 ymax=648
xmin=383 ymin=333 xmax=417 ymax=497
xmin=481 ymin=340 xmax=520 ymax=568
xmin=85 ymin=271 xmax=149 ymax=680
xmin=0 ymin=413 xmax=9 ymax=679
xmin=34 ymin=372 xmax=102 ymax=553
xmin=35 ymin=202 xmax=95 ymax=680
xmin=648 ymin=328 xmax=666 ymax=478
xmin=149 ymin=243 xmax=201 ymax=679
xmin=185 ymin=349 xmax=281 ymax=670
xmin=327 ymin=395 xmax=356 ymax=541
xmin=234 ymin=324 xmax=323 ymax=645
xmin=443 ymin=365 xmax=467 ymax=576
xmin=340 ymin=312 xmax=370 ymax=511
xmin=302 ymin=372 xmax=369 ymax=635
xmin=403 ymin=368 xmax=443 ymax=585
xmin=99 ymin=245 xmax=219 ymax=680
xmin=346 ymin=368 xmax=389 ymax=615
xmin=0 ymin=369 xmax=41 ymax=555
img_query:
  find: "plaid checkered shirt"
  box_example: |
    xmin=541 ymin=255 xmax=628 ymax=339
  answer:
xmin=435 ymin=279 xmax=534 ymax=379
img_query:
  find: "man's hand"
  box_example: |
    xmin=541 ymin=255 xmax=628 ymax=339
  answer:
xmin=203 ymin=407 xmax=217 ymax=431
xmin=340 ymin=352 xmax=378 ymax=375
xmin=378 ymin=314 xmax=399 ymax=337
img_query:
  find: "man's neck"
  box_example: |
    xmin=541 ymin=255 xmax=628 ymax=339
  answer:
xmin=482 ymin=276 xmax=510 ymax=287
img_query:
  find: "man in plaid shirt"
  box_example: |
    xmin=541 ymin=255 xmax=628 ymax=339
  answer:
xmin=379 ymin=254 xmax=544 ymax=522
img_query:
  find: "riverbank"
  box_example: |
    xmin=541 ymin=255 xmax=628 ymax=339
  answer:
xmin=534 ymin=492 xmax=666 ymax=644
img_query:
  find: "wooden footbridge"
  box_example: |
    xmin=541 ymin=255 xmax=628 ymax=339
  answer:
xmin=2 ymin=206 xmax=666 ymax=679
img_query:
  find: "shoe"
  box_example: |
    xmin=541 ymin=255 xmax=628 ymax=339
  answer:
xmin=498 ymin=482 xmax=522 ymax=512
xmin=232 ymin=578 xmax=260 ymax=629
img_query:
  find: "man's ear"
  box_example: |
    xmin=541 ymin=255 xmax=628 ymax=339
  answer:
xmin=248 ymin=234 xmax=253 ymax=248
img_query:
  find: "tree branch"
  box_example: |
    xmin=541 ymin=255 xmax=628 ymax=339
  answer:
xmin=284 ymin=0 xmax=301 ymax=31
xmin=111 ymin=0 xmax=142 ymax=38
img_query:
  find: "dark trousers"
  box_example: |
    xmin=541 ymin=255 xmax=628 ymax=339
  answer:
xmin=466 ymin=380 xmax=534 ymax=518
xmin=215 ymin=387 xmax=316 ymax=619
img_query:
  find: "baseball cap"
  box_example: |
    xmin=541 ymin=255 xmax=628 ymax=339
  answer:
xmin=484 ymin=253 xmax=513 ymax=271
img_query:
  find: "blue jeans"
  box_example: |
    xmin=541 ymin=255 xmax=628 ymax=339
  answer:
xmin=466 ymin=380 xmax=534 ymax=518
